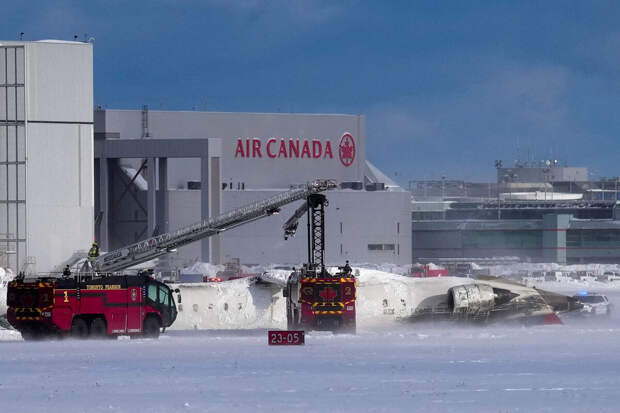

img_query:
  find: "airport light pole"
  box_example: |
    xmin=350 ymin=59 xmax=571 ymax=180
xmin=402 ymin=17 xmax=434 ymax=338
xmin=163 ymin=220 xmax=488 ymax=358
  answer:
xmin=497 ymin=178 xmax=502 ymax=220
xmin=441 ymin=176 xmax=447 ymax=220
xmin=441 ymin=176 xmax=446 ymax=200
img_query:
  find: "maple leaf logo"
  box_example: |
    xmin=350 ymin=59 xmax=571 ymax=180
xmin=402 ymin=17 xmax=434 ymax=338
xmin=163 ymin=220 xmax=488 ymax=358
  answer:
xmin=319 ymin=286 xmax=338 ymax=301
xmin=339 ymin=133 xmax=356 ymax=167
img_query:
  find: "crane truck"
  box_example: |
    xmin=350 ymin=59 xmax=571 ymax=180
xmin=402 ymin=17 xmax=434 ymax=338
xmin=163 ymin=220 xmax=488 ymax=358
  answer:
xmin=282 ymin=193 xmax=357 ymax=333
xmin=6 ymin=180 xmax=336 ymax=340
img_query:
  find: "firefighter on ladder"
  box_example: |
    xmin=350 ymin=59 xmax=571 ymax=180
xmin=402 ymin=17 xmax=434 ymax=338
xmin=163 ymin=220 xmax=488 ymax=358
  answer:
xmin=88 ymin=242 xmax=99 ymax=259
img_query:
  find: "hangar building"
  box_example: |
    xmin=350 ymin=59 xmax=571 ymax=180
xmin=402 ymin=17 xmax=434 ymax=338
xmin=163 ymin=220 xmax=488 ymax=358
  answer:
xmin=0 ymin=40 xmax=93 ymax=274
xmin=95 ymin=109 xmax=411 ymax=267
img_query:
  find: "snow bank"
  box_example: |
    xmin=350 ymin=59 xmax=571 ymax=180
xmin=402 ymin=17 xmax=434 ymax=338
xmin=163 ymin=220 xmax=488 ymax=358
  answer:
xmin=0 ymin=327 xmax=21 ymax=341
xmin=0 ymin=267 xmax=14 ymax=316
xmin=183 ymin=261 xmax=224 ymax=275
xmin=487 ymin=262 xmax=620 ymax=277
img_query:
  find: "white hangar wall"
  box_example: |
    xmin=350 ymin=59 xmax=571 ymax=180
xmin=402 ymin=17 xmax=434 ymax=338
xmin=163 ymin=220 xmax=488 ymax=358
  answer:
xmin=165 ymin=189 xmax=411 ymax=267
xmin=0 ymin=40 xmax=93 ymax=273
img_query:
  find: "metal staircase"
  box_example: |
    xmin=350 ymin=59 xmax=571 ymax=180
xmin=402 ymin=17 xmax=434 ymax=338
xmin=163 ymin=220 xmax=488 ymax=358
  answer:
xmin=92 ymin=180 xmax=337 ymax=273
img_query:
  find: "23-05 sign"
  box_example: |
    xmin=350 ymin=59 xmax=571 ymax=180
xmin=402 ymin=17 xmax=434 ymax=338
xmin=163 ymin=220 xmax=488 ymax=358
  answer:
xmin=268 ymin=330 xmax=305 ymax=345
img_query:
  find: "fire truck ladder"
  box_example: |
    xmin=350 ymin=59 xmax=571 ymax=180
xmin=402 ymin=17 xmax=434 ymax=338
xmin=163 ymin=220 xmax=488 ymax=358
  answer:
xmin=282 ymin=193 xmax=329 ymax=277
xmin=92 ymin=180 xmax=337 ymax=273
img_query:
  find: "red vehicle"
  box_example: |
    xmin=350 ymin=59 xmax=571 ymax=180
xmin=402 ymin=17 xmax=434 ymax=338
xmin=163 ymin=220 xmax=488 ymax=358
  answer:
xmin=208 ymin=258 xmax=259 ymax=282
xmin=6 ymin=274 xmax=177 ymax=340
xmin=283 ymin=193 xmax=357 ymax=333
xmin=287 ymin=273 xmax=356 ymax=333
xmin=410 ymin=264 xmax=449 ymax=278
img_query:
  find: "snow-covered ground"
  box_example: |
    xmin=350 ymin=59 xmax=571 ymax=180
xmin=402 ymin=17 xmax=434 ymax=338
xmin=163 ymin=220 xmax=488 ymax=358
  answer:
xmin=2 ymin=317 xmax=620 ymax=412
xmin=2 ymin=263 xmax=620 ymax=412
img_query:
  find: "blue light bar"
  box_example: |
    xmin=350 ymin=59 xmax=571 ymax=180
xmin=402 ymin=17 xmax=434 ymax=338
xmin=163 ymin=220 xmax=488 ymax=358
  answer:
xmin=578 ymin=290 xmax=589 ymax=296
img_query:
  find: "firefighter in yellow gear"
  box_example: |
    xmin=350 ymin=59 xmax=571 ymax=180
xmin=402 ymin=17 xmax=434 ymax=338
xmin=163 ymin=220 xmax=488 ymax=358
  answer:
xmin=88 ymin=242 xmax=99 ymax=259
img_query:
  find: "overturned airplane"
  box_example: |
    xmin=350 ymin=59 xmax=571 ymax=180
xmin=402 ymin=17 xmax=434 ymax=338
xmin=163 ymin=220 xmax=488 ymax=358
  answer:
xmin=164 ymin=269 xmax=582 ymax=331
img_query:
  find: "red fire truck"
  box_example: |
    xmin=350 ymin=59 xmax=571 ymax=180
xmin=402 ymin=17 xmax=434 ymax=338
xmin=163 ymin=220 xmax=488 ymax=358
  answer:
xmin=7 ymin=274 xmax=177 ymax=340
xmin=286 ymin=271 xmax=356 ymax=333
xmin=283 ymin=193 xmax=357 ymax=333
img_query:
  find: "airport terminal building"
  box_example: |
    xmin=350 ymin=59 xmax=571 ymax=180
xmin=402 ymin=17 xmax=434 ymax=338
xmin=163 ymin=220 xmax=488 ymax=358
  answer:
xmin=94 ymin=109 xmax=411 ymax=267
xmin=411 ymin=164 xmax=620 ymax=264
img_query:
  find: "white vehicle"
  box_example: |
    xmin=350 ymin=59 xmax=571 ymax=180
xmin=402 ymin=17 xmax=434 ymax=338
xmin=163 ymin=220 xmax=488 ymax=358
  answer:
xmin=572 ymin=292 xmax=612 ymax=316
xmin=602 ymin=272 xmax=620 ymax=282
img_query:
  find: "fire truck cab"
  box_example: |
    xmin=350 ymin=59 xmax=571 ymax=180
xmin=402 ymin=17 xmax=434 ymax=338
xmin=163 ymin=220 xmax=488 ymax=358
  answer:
xmin=7 ymin=274 xmax=177 ymax=340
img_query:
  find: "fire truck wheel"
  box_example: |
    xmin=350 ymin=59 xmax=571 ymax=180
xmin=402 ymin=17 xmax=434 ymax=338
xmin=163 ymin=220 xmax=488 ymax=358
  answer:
xmin=143 ymin=316 xmax=161 ymax=338
xmin=90 ymin=318 xmax=107 ymax=338
xmin=21 ymin=329 xmax=40 ymax=341
xmin=71 ymin=318 xmax=89 ymax=339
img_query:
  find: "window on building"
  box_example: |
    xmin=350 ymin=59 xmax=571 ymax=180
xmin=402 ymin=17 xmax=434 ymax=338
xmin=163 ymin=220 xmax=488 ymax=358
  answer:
xmin=368 ymin=244 xmax=396 ymax=251
xmin=397 ymin=222 xmax=400 ymax=234
xmin=340 ymin=222 xmax=343 ymax=234
xmin=462 ymin=230 xmax=542 ymax=249
xmin=412 ymin=211 xmax=444 ymax=220
xmin=580 ymin=230 xmax=620 ymax=247
xmin=567 ymin=230 xmax=581 ymax=247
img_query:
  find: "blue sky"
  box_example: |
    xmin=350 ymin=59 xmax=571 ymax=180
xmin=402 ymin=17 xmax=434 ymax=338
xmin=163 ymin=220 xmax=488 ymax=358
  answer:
xmin=4 ymin=1 xmax=620 ymax=184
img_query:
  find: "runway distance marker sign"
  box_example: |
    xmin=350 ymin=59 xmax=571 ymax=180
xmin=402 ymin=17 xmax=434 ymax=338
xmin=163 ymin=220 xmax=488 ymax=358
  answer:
xmin=268 ymin=330 xmax=305 ymax=345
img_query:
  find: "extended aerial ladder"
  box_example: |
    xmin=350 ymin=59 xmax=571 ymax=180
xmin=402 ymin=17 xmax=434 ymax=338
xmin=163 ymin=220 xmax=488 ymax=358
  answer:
xmin=91 ymin=180 xmax=337 ymax=273
xmin=282 ymin=193 xmax=357 ymax=332
xmin=283 ymin=193 xmax=329 ymax=277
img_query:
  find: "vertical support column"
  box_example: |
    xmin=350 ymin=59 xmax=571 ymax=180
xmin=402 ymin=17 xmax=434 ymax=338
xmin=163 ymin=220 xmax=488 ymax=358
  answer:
xmin=157 ymin=157 xmax=168 ymax=235
xmin=210 ymin=156 xmax=221 ymax=264
xmin=94 ymin=158 xmax=100 ymax=243
xmin=98 ymin=157 xmax=110 ymax=250
xmin=147 ymin=157 xmax=157 ymax=237
xmin=543 ymin=214 xmax=570 ymax=264
xmin=200 ymin=155 xmax=210 ymax=262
